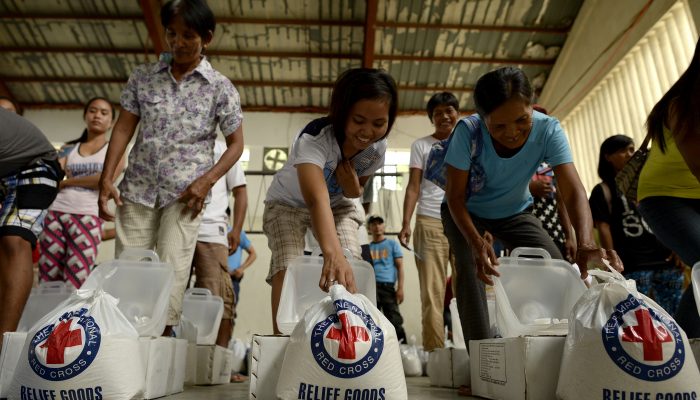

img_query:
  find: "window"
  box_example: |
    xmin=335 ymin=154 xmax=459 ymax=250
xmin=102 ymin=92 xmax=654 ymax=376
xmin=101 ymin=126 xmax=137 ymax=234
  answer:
xmin=559 ymin=0 xmax=697 ymax=191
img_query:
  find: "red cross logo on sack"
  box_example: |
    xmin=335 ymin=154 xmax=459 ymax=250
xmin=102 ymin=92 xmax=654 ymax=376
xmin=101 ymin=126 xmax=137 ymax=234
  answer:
xmin=311 ymin=298 xmax=384 ymax=378
xmin=602 ymin=295 xmax=684 ymax=382
xmin=39 ymin=319 xmax=83 ymax=364
xmin=326 ymin=312 xmax=370 ymax=359
xmin=621 ymin=309 xmax=672 ymax=361
xmin=29 ymin=307 xmax=101 ymax=381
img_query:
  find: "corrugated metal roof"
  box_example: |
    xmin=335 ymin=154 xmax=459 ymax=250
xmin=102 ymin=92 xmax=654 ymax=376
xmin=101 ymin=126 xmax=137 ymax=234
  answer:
xmin=0 ymin=0 xmax=583 ymax=113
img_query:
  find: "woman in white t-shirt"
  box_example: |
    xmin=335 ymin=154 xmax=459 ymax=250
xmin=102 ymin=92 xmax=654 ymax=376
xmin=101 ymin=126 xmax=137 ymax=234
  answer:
xmin=263 ymin=68 xmax=398 ymax=333
xmin=38 ymin=97 xmax=124 ymax=288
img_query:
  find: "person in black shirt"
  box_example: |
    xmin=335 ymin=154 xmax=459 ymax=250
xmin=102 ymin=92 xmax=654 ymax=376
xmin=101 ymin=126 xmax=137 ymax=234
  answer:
xmin=589 ymin=135 xmax=685 ymax=314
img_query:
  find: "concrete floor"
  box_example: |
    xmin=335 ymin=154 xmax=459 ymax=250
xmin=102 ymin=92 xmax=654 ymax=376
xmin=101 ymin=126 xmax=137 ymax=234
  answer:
xmin=169 ymin=377 xmax=478 ymax=399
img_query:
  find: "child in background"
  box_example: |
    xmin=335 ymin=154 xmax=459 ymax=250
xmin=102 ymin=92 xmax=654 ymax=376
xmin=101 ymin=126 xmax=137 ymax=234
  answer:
xmin=227 ymin=217 xmax=257 ymax=309
xmin=367 ymin=215 xmax=407 ymax=343
xmin=263 ymin=68 xmax=398 ymax=334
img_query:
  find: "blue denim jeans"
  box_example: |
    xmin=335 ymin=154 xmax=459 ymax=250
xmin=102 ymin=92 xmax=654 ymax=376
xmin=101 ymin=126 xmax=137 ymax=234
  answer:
xmin=625 ymin=269 xmax=684 ymax=315
xmin=638 ymin=196 xmax=700 ymax=337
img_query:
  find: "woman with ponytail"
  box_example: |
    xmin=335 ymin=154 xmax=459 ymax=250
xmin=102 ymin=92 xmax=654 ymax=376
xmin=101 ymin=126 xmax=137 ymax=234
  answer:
xmin=38 ymin=97 xmax=123 ymax=288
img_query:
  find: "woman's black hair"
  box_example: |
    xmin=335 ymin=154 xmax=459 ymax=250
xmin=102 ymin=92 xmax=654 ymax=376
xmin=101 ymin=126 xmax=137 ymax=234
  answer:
xmin=161 ymin=0 xmax=216 ymax=40
xmin=328 ymin=68 xmax=398 ymax=150
xmin=426 ymin=92 xmax=459 ymax=122
xmin=646 ymin=37 xmax=700 ymax=153
xmin=597 ymin=134 xmax=634 ymax=186
xmin=473 ymin=67 xmax=533 ymax=117
xmin=0 ymin=96 xmax=22 ymax=115
xmin=66 ymin=97 xmax=116 ymax=145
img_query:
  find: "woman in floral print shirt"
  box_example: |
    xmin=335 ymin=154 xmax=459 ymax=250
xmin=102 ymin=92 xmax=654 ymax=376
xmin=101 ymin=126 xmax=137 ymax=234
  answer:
xmin=98 ymin=0 xmax=244 ymax=336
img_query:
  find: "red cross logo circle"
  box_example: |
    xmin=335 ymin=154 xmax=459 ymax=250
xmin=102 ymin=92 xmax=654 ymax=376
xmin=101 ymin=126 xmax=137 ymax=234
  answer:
xmin=602 ymin=295 xmax=684 ymax=381
xmin=28 ymin=307 xmax=101 ymax=381
xmin=310 ymin=299 xmax=384 ymax=378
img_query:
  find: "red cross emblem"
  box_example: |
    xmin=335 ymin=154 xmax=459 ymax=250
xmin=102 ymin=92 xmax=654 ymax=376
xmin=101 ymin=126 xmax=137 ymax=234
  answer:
xmin=621 ymin=309 xmax=672 ymax=361
xmin=326 ymin=312 xmax=370 ymax=360
xmin=40 ymin=319 xmax=83 ymax=364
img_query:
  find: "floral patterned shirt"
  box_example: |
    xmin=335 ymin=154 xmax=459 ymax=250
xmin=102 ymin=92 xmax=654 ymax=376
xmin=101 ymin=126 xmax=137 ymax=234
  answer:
xmin=119 ymin=56 xmax=242 ymax=208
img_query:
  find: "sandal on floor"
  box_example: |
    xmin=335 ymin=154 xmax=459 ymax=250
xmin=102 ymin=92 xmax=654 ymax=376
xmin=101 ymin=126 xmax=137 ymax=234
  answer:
xmin=457 ymin=385 xmax=472 ymax=397
xmin=231 ymin=373 xmax=248 ymax=383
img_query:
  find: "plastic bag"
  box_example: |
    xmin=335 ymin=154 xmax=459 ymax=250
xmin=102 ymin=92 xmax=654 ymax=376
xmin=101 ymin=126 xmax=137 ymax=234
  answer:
xmin=229 ymin=338 xmax=247 ymax=374
xmin=8 ymin=288 xmax=144 ymax=400
xmin=557 ymin=264 xmax=700 ymax=399
xmin=276 ymin=284 xmax=407 ymax=399
xmin=400 ymin=337 xmax=422 ymax=377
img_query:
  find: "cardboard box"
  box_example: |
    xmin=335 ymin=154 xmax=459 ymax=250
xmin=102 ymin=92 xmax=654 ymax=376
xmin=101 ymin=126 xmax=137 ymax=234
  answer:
xmin=185 ymin=342 xmax=197 ymax=384
xmin=185 ymin=344 xmax=233 ymax=385
xmin=167 ymin=338 xmax=187 ymax=395
xmin=427 ymin=347 xmax=470 ymax=388
xmin=0 ymin=332 xmax=27 ymax=398
xmin=248 ymin=335 xmax=289 ymax=400
xmin=469 ymin=336 xmax=565 ymax=400
xmin=137 ymin=337 xmax=173 ymax=399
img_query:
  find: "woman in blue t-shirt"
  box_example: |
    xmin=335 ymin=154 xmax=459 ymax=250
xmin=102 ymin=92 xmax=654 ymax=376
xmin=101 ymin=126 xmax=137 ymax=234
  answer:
xmin=442 ymin=67 xmax=623 ymax=347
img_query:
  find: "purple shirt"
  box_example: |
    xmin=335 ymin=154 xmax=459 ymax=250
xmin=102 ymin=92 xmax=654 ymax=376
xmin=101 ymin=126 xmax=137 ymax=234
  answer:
xmin=119 ymin=56 xmax=243 ymax=208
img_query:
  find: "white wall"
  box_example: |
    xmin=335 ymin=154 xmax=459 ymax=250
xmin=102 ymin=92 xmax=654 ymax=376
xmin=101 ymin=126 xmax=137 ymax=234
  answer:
xmin=25 ymin=109 xmax=438 ymax=344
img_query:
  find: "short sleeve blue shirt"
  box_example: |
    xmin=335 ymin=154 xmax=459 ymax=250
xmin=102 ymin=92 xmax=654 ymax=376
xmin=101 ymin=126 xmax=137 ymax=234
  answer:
xmin=444 ymin=111 xmax=572 ymax=219
xmin=368 ymin=239 xmax=403 ymax=284
xmin=227 ymin=230 xmax=251 ymax=271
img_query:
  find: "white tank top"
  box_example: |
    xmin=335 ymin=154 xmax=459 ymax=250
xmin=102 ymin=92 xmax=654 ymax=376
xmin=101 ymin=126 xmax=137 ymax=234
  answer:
xmin=50 ymin=142 xmax=108 ymax=217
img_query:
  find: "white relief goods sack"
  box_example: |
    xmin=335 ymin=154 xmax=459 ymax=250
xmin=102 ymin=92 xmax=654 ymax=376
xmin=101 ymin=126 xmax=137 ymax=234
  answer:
xmin=8 ymin=288 xmax=144 ymax=400
xmin=276 ymin=284 xmax=407 ymax=400
xmin=557 ymin=265 xmax=700 ymax=400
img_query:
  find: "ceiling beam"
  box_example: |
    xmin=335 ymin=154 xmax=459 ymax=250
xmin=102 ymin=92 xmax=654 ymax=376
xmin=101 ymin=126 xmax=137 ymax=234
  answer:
xmin=138 ymin=0 xmax=166 ymax=56
xmin=375 ymin=54 xmax=555 ymax=66
xmin=19 ymin=102 xmax=469 ymax=115
xmin=363 ymin=0 xmax=378 ymax=68
xmin=0 ymin=13 xmax=362 ymax=27
xmin=0 ymin=13 xmax=141 ymax=21
xmin=0 ymin=13 xmax=569 ymax=34
xmin=2 ymin=76 xmax=474 ymax=92
xmin=0 ymin=46 xmax=360 ymax=60
xmin=1 ymin=46 xmax=552 ymax=65
xmin=215 ymin=17 xmax=363 ymax=27
xmin=377 ymin=21 xmax=570 ymax=34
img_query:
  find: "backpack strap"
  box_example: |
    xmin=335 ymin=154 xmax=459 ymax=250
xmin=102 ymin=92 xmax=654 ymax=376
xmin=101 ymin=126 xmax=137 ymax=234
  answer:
xmin=462 ymin=114 xmax=482 ymax=161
